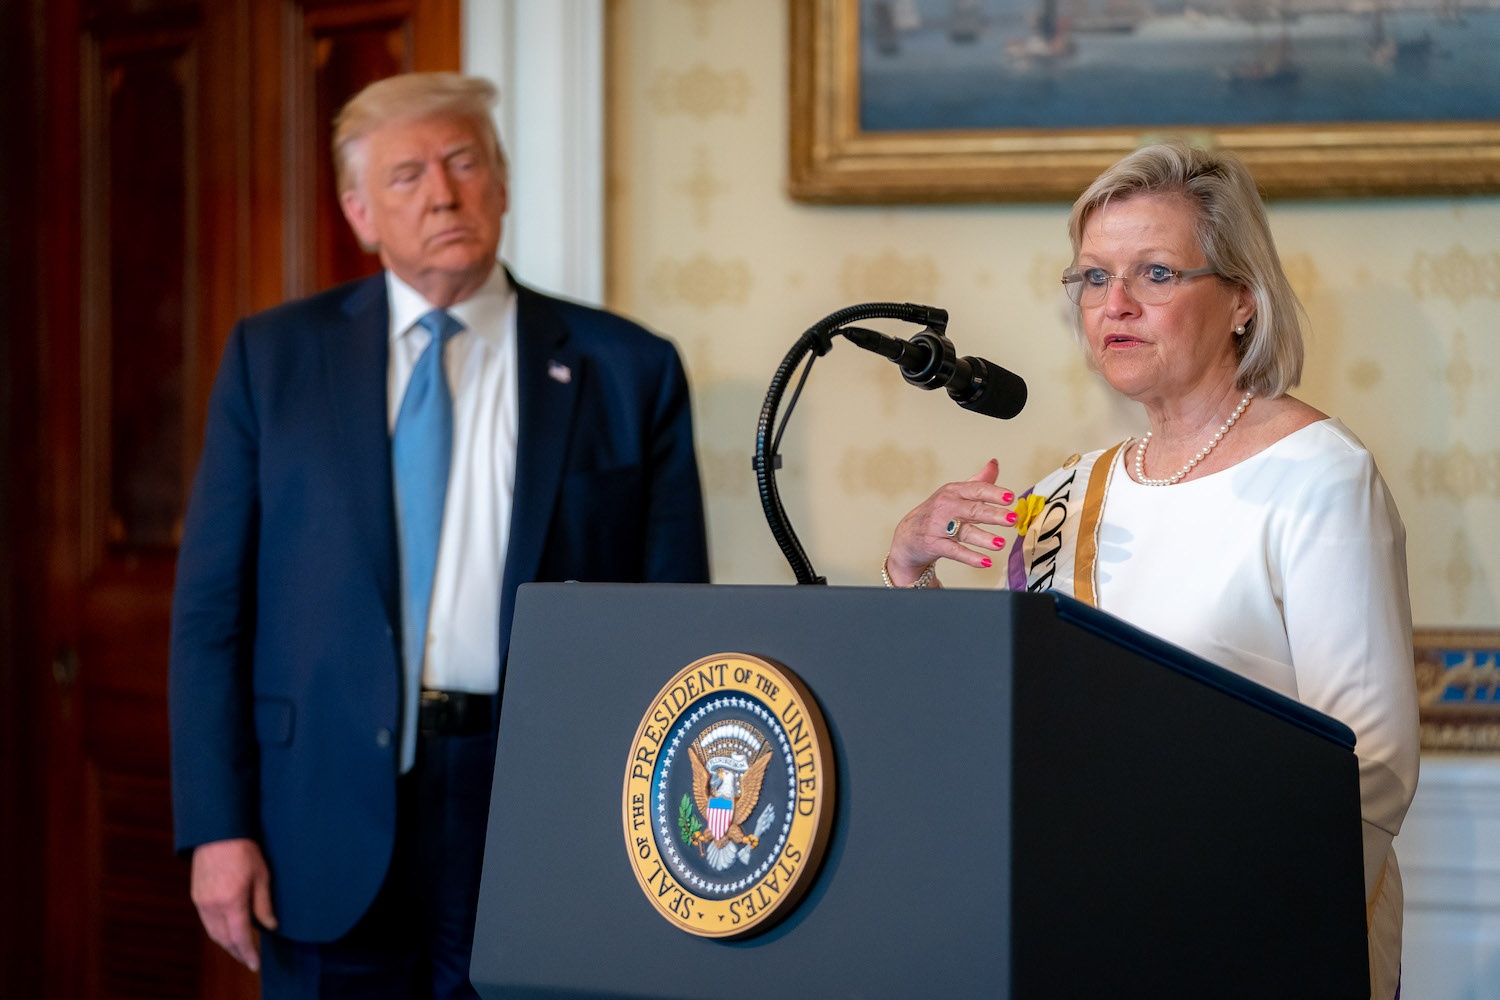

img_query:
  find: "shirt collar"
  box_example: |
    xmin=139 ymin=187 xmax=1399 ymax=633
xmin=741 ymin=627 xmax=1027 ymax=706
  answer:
xmin=386 ymin=263 xmax=514 ymax=348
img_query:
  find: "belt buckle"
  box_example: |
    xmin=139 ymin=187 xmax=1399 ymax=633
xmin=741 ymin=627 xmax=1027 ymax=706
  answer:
xmin=420 ymin=689 xmax=452 ymax=732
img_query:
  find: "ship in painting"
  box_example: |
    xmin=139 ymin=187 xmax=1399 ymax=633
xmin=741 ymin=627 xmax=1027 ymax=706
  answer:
xmin=1364 ymin=1 xmax=1435 ymax=65
xmin=1221 ymin=0 xmax=1301 ymax=84
xmin=867 ymin=0 xmax=1004 ymax=53
xmin=869 ymin=0 xmax=921 ymax=55
xmin=998 ymin=0 xmax=1472 ymax=77
xmin=950 ymin=0 xmax=985 ymax=42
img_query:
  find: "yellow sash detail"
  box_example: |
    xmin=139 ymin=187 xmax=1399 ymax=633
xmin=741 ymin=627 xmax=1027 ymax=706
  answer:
xmin=1071 ymin=441 xmax=1125 ymax=606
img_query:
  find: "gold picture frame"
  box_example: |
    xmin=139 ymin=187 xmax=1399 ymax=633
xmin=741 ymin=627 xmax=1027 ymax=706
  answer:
xmin=1415 ymin=629 xmax=1500 ymax=753
xmin=788 ymin=0 xmax=1500 ymax=203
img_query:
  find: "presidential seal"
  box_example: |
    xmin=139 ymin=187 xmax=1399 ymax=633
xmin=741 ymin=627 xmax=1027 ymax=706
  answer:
xmin=622 ymin=653 xmax=835 ymax=938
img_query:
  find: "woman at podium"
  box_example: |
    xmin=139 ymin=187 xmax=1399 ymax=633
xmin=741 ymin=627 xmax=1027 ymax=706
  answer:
xmin=881 ymin=140 xmax=1419 ymax=999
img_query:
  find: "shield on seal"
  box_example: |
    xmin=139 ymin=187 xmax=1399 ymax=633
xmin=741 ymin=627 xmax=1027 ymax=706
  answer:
xmin=706 ymin=796 xmax=733 ymax=840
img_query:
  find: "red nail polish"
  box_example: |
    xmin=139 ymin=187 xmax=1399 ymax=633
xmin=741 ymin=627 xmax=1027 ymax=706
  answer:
xmin=981 ymin=557 xmax=992 ymax=568
xmin=992 ymin=536 xmax=1004 ymax=549
xmin=1001 ymin=492 xmax=1015 ymax=504
xmin=1005 ymin=511 xmax=1018 ymax=525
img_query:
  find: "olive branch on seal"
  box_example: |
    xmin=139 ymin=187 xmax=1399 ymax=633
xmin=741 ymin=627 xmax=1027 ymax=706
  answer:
xmin=677 ymin=794 xmax=703 ymax=846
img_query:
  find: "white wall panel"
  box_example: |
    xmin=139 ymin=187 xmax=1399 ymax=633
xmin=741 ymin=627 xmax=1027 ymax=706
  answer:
xmin=463 ymin=0 xmax=604 ymax=303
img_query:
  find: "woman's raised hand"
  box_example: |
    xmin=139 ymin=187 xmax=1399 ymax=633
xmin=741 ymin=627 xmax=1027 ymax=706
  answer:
xmin=885 ymin=459 xmax=1018 ymax=587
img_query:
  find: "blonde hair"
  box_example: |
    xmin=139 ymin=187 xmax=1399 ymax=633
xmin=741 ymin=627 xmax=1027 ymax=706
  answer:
xmin=332 ymin=72 xmax=506 ymax=194
xmin=1067 ymin=140 xmax=1305 ymax=398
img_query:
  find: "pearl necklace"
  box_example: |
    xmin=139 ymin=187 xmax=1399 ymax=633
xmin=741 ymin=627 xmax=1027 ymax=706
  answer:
xmin=1134 ymin=391 xmax=1254 ymax=486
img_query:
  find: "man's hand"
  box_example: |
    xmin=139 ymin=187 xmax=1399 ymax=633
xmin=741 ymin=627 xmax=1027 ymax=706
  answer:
xmin=190 ymin=838 xmax=278 ymax=971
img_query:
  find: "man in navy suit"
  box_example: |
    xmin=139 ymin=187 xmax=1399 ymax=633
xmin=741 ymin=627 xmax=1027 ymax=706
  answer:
xmin=169 ymin=72 xmax=709 ymax=997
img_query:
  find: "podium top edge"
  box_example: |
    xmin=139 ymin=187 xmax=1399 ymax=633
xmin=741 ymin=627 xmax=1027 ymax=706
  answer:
xmin=1053 ymin=594 xmax=1357 ymax=751
xmin=513 ymin=583 xmax=1357 ymax=751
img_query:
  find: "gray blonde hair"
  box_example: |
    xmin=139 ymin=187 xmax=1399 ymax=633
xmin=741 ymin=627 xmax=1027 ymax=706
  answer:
xmin=1067 ymin=140 xmax=1304 ymax=398
xmin=332 ymin=72 xmax=507 ymax=194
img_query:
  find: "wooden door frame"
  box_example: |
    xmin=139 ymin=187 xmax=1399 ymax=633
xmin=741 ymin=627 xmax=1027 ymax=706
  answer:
xmin=31 ymin=0 xmax=89 ymax=992
xmin=5 ymin=3 xmax=463 ymax=995
xmin=0 ymin=2 xmax=482 ymax=974
xmin=0 ymin=0 xmax=47 ymax=992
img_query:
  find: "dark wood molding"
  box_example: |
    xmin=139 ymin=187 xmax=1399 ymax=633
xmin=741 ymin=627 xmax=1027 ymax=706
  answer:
xmin=0 ymin=0 xmax=47 ymax=993
xmin=14 ymin=1 xmax=461 ymax=995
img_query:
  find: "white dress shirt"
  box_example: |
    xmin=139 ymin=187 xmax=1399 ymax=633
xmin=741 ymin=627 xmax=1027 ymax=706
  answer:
xmin=386 ymin=264 xmax=518 ymax=694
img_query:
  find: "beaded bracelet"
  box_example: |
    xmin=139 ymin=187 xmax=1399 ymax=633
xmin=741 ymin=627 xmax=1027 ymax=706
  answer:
xmin=881 ymin=556 xmax=936 ymax=589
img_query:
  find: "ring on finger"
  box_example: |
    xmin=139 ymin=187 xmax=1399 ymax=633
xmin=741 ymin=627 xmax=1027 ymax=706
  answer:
xmin=944 ymin=519 xmax=963 ymax=538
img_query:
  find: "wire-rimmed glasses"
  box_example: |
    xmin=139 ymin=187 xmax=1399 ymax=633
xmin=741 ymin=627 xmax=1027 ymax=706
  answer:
xmin=1061 ymin=263 xmax=1218 ymax=307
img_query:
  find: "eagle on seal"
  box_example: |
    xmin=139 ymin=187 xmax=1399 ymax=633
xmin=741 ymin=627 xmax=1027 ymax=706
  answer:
xmin=688 ymin=744 xmax=772 ymax=870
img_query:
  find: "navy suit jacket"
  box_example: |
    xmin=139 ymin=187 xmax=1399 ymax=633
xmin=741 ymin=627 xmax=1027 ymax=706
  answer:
xmin=169 ymin=273 xmax=709 ymax=942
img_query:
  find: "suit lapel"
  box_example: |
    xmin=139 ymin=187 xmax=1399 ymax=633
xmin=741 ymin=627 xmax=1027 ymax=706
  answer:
xmin=323 ymin=274 xmax=400 ymax=630
xmin=500 ymin=282 xmax=581 ymax=654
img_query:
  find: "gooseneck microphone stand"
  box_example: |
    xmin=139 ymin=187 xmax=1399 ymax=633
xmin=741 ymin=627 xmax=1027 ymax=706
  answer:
xmin=754 ymin=302 xmax=956 ymax=586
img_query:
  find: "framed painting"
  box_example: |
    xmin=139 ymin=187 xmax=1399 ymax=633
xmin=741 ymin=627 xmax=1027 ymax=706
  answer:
xmin=788 ymin=0 xmax=1500 ymax=202
xmin=1415 ymin=629 xmax=1500 ymax=753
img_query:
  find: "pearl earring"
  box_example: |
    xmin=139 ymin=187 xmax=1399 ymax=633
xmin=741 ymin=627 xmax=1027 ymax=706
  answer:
xmin=1234 ymin=324 xmax=1247 ymax=336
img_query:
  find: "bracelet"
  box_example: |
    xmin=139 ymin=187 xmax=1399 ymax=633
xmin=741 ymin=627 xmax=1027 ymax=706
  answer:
xmin=882 ymin=556 xmax=936 ymax=589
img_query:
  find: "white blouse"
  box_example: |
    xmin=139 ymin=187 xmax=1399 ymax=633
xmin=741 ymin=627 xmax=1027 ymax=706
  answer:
xmin=1089 ymin=418 xmax=1419 ymax=998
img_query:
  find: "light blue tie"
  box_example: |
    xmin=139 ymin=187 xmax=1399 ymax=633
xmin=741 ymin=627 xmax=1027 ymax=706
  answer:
xmin=393 ymin=309 xmax=462 ymax=773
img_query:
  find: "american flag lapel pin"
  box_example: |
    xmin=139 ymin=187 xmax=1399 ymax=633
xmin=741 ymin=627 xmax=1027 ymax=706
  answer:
xmin=547 ymin=360 xmax=572 ymax=384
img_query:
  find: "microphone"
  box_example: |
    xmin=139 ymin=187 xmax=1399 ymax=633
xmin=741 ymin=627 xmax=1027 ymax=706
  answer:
xmin=843 ymin=326 xmax=1027 ymax=419
xmin=950 ymin=355 xmax=1029 ymax=419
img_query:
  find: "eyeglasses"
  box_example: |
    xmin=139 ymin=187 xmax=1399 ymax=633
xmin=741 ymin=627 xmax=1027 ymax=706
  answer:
xmin=1061 ymin=263 xmax=1218 ymax=307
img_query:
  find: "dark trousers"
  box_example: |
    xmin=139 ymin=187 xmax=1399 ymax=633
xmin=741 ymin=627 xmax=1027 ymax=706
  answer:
xmin=259 ymin=725 xmax=499 ymax=999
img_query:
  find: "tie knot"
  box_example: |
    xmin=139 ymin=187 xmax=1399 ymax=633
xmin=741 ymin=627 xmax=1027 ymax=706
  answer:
xmin=416 ymin=309 xmax=462 ymax=345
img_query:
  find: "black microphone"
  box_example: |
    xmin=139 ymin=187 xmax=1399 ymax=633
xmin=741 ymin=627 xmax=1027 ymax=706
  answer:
xmin=843 ymin=326 xmax=1027 ymax=419
xmin=949 ymin=354 xmax=1028 ymax=419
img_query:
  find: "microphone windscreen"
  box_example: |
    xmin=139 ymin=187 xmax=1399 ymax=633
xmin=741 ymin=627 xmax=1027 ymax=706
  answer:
xmin=956 ymin=357 xmax=1027 ymax=419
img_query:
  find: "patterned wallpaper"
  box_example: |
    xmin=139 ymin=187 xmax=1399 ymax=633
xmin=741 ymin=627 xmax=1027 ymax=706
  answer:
xmin=606 ymin=0 xmax=1499 ymax=627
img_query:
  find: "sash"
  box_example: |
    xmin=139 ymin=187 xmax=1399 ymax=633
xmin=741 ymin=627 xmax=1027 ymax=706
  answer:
xmin=1006 ymin=441 xmax=1127 ymax=606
